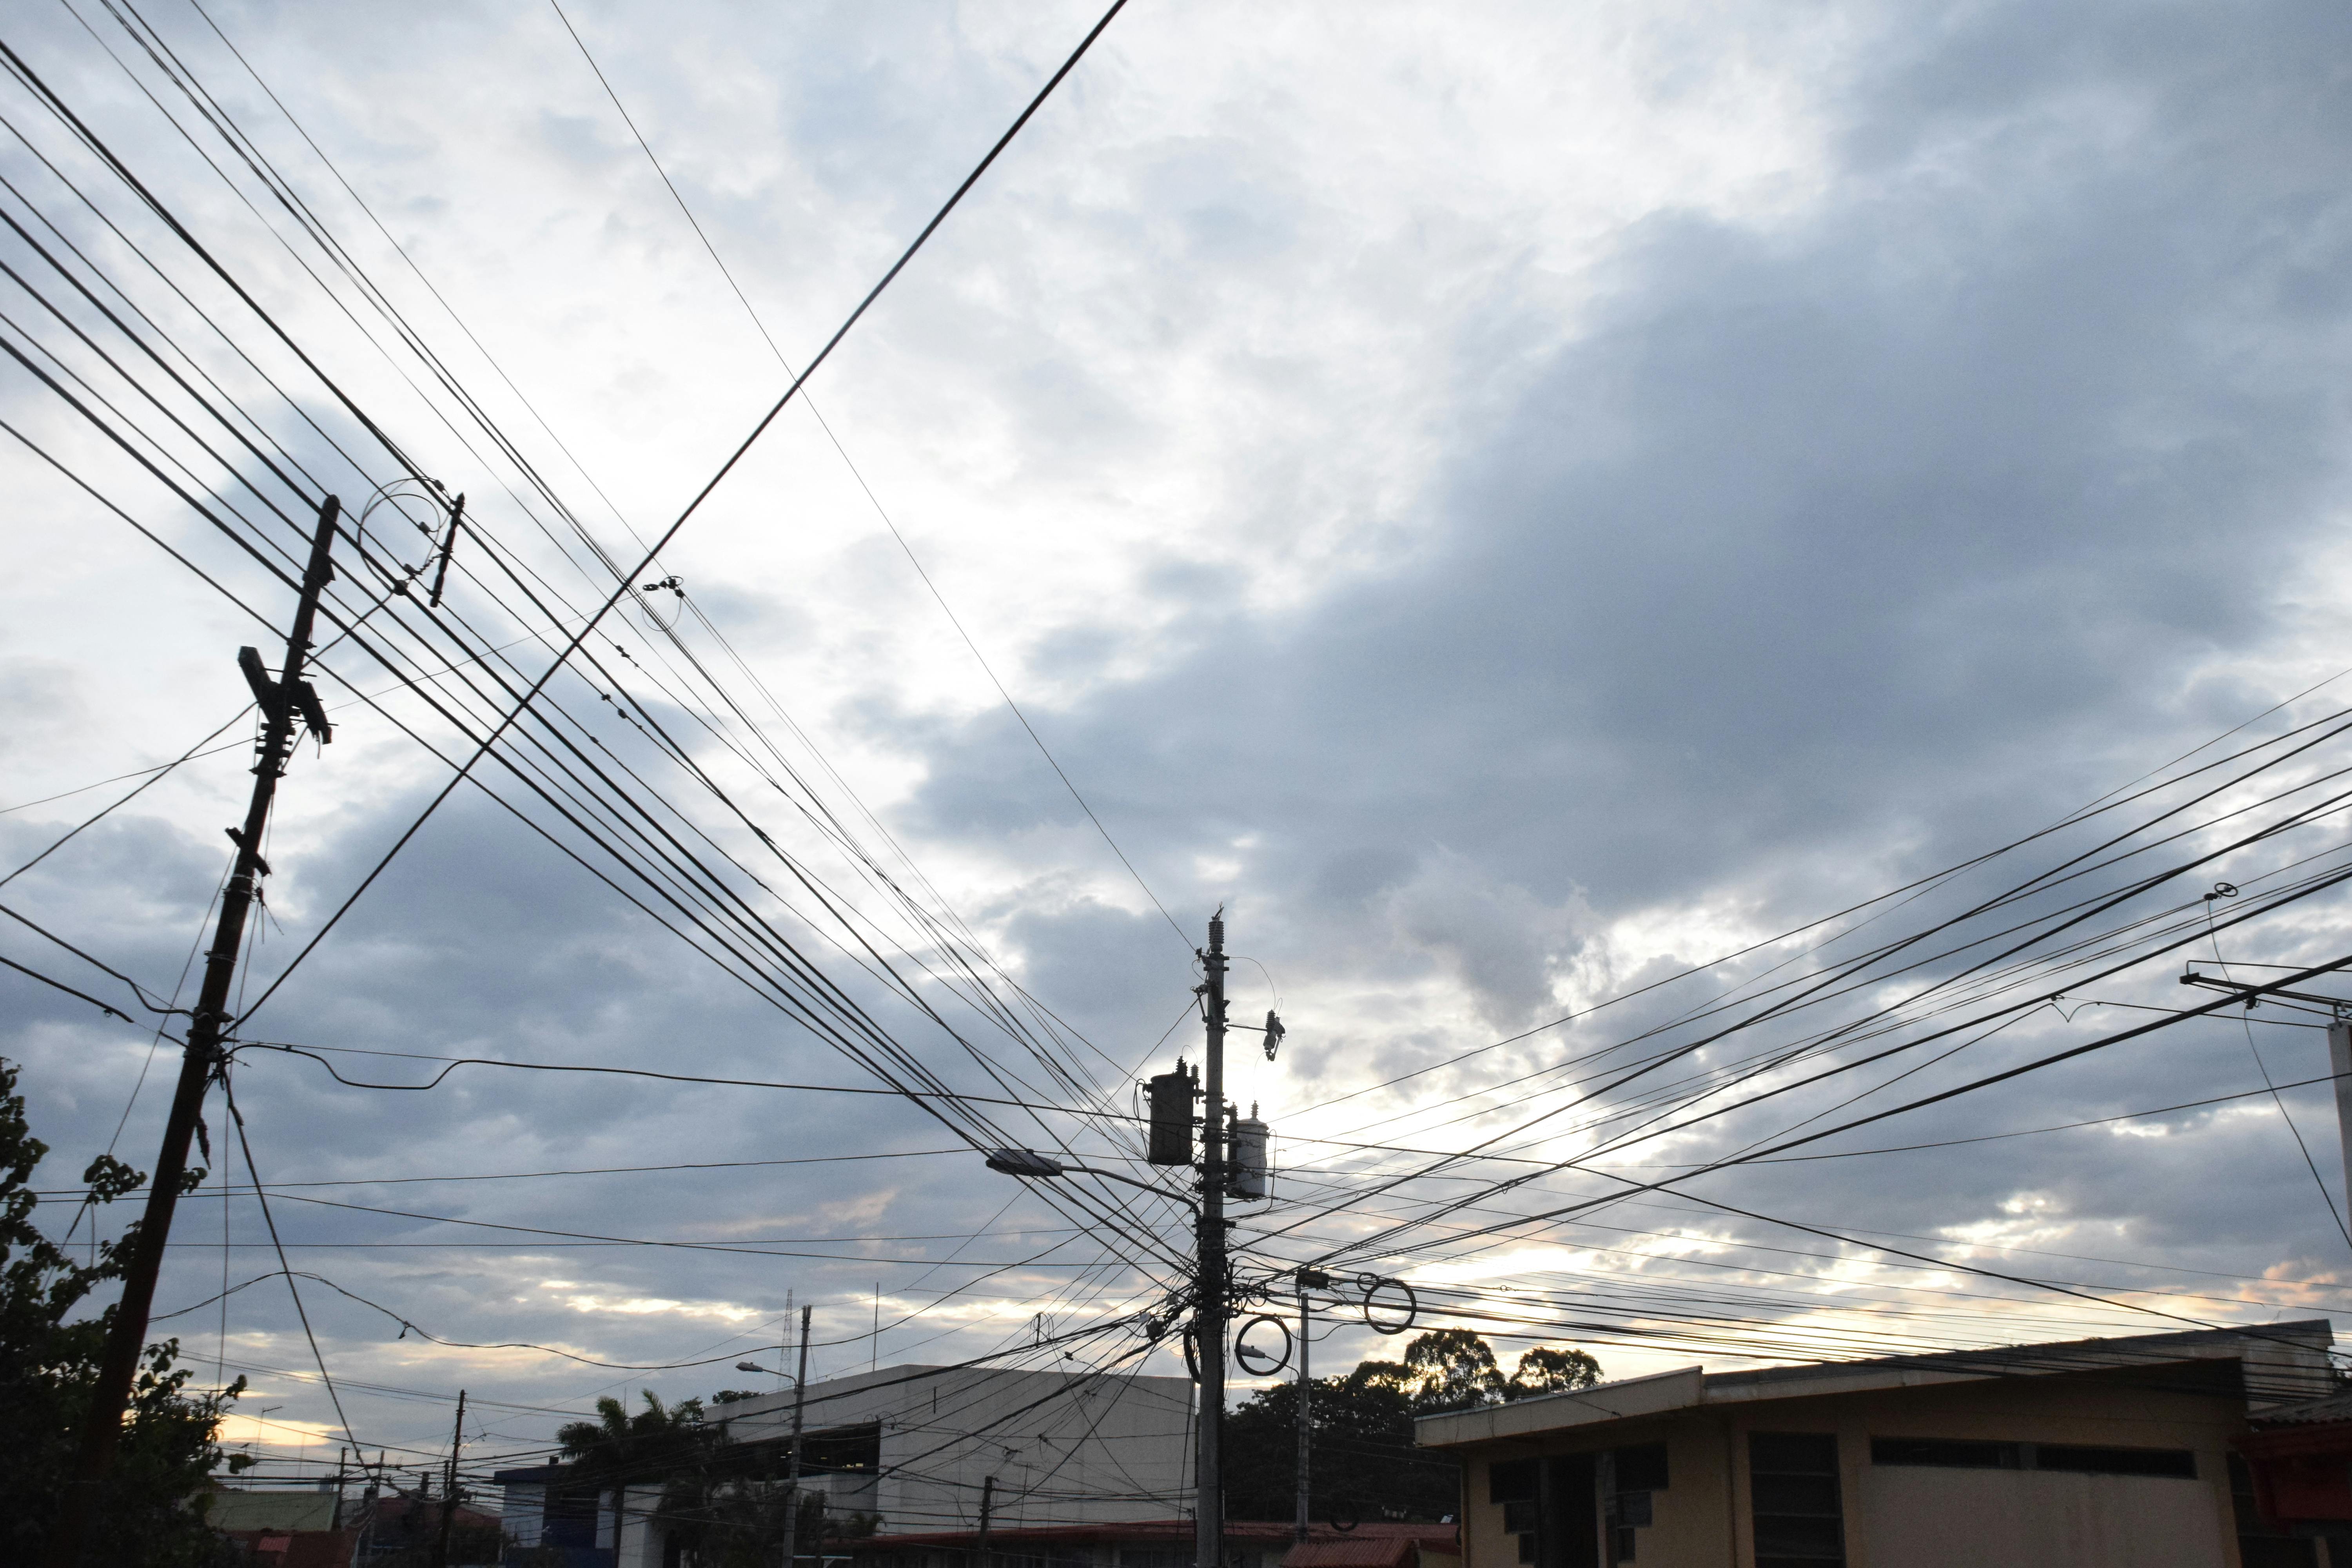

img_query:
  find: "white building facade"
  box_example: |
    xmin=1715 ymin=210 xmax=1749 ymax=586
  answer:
xmin=714 ymin=1362 xmax=1195 ymax=1535
xmin=501 ymin=1363 xmax=1195 ymax=1568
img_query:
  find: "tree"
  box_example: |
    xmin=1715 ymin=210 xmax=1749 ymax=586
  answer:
xmin=1402 ymin=1329 xmax=1507 ymax=1413
xmin=1222 ymin=1330 xmax=1603 ymax=1525
xmin=1506 ymin=1346 xmax=1602 ymax=1397
xmin=655 ymin=1474 xmax=879 ymax=1568
xmin=558 ymin=1389 xmax=713 ymax=1482
xmin=0 ymin=1058 xmax=250 ymax=1566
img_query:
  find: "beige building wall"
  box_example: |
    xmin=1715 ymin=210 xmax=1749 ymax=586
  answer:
xmin=1453 ymin=1363 xmax=2251 ymax=1568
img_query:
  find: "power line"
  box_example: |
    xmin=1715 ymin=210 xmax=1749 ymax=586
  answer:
xmin=231 ymin=0 xmax=1135 ymax=1024
xmin=542 ymin=0 xmax=1188 ymax=956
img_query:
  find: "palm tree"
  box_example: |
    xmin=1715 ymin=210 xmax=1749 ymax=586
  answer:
xmin=557 ymin=1391 xmax=713 ymax=1555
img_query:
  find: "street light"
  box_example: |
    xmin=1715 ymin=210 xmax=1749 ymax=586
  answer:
xmin=984 ymin=1149 xmax=1065 ymax=1178
xmin=735 ymin=1362 xmax=769 ymax=1375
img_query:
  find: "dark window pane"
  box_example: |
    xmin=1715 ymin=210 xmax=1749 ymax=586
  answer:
xmin=804 ymin=1423 xmax=883 ymax=1473
xmin=1491 ymin=1459 xmax=1538 ymax=1504
xmin=2236 ymin=1541 xmax=2319 ymax=1568
xmin=1750 ymin=1433 xmax=1840 ymax=1476
xmin=1515 ymin=1534 xmax=1534 ymax=1565
xmin=1613 ymin=1443 xmax=1669 ymax=1492
xmin=1754 ymin=1517 xmax=1846 ymax=1557
xmin=2034 ymin=1445 xmax=2196 ymax=1479
xmin=1503 ymin=1501 xmax=1538 ymax=1535
xmin=1751 ymin=1475 xmax=1841 ymax=1516
xmin=1751 ymin=1433 xmax=1842 ymax=1568
xmin=1614 ymin=1491 xmax=1652 ymax=1529
xmin=1870 ymin=1437 xmax=2020 ymax=1470
xmin=1610 ymin=1527 xmax=1636 ymax=1561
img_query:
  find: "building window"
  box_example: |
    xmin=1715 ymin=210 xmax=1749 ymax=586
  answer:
xmin=1492 ymin=1456 xmax=1539 ymax=1565
xmin=2034 ymin=1445 xmax=2195 ymax=1479
xmin=1749 ymin=1432 xmax=1844 ymax=1568
xmin=1870 ymin=1437 xmax=2193 ymax=1480
xmin=1602 ymin=1443 xmax=1666 ymax=1563
xmin=805 ymin=1423 xmax=884 ymax=1473
xmin=1491 ymin=1459 xmax=1538 ymax=1503
xmin=1868 ymin=1438 xmax=2019 ymax=1470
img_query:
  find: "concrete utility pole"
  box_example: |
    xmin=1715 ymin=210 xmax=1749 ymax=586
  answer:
xmin=778 ymin=1303 xmax=813 ymax=1568
xmin=1294 ymin=1269 xmax=1327 ymax=1543
xmin=432 ymin=1390 xmax=467 ymax=1568
xmin=48 ymin=495 xmax=343 ymax=1568
xmin=1196 ymin=911 xmax=1230 ymax=1568
xmin=975 ymin=1474 xmax=997 ymax=1565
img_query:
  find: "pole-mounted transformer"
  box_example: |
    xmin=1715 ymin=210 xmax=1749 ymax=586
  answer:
xmin=1146 ymin=1058 xmax=1196 ymax=1166
xmin=1230 ymin=1104 xmax=1270 ymax=1201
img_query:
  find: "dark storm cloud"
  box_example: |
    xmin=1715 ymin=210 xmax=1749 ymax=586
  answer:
xmin=879 ymin=0 xmax=2352 ymax=1332
xmin=910 ymin=0 xmax=2352 ymax=965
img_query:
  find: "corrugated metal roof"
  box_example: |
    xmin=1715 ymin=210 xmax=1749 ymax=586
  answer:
xmin=2254 ymin=1389 xmax=2352 ymax=1426
xmin=1280 ymin=1537 xmax=1420 ymax=1568
xmin=862 ymin=1521 xmax=1454 ymax=1551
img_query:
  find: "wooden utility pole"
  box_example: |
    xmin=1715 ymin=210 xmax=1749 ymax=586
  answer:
xmin=47 ymin=495 xmax=343 ymax=1568
xmin=432 ymin=1390 xmax=468 ymax=1568
xmin=1195 ymin=911 xmax=1229 ymax=1568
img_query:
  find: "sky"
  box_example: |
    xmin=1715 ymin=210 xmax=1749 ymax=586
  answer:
xmin=7 ymin=0 xmax=2352 ymax=1509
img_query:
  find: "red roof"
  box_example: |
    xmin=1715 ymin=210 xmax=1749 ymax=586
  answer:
xmin=1282 ymin=1539 xmax=1441 ymax=1568
xmin=861 ymin=1521 xmax=1456 ymax=1552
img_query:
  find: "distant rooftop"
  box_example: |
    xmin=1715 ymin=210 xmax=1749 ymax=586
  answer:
xmin=1417 ymin=1319 xmax=2337 ymax=1448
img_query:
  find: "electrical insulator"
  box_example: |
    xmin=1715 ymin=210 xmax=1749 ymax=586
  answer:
xmin=1230 ymin=1106 xmax=1270 ymax=1200
xmin=1146 ymin=1061 xmax=1196 ymax=1167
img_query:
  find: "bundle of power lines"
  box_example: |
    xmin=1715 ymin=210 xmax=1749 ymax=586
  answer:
xmin=6 ymin=0 xmax=2352 ymax=1509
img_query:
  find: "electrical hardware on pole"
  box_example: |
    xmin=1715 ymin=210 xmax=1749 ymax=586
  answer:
xmin=47 ymin=495 xmax=343 ymax=1568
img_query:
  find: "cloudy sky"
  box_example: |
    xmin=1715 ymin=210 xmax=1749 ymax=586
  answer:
xmin=8 ymin=0 xmax=2352 ymax=1504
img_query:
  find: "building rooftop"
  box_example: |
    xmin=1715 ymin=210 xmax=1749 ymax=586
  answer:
xmin=1416 ymin=1319 xmax=2337 ymax=1449
xmin=1282 ymin=1533 xmax=1456 ymax=1568
xmin=861 ymin=1521 xmax=1456 ymax=1551
xmin=2250 ymin=1387 xmax=2352 ymax=1427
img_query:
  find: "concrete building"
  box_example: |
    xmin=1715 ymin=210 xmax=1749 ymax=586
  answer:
xmin=499 ymin=1362 xmax=1193 ymax=1568
xmin=714 ymin=1362 xmax=1195 ymax=1535
xmin=1417 ymin=1319 xmax=2341 ymax=1568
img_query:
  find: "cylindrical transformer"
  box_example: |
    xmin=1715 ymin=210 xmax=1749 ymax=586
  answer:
xmin=1230 ymin=1114 xmax=1269 ymax=1201
xmin=1147 ymin=1063 xmax=1196 ymax=1167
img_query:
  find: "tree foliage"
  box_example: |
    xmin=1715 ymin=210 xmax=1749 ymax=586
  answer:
xmin=1224 ymin=1329 xmax=1601 ymax=1523
xmin=559 ymin=1389 xmax=714 ymax=1486
xmin=0 ymin=1058 xmax=250 ymax=1566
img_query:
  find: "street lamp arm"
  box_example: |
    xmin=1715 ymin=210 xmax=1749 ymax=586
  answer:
xmin=1067 ymin=1163 xmax=1199 ymax=1215
xmin=983 ymin=1149 xmax=1198 ymax=1215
